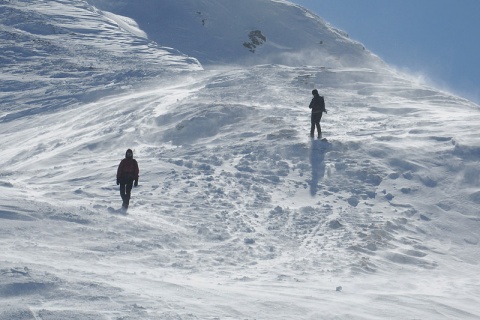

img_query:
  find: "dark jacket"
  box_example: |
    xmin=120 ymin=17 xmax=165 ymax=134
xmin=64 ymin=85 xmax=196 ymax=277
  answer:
xmin=117 ymin=150 xmax=139 ymax=183
xmin=309 ymin=94 xmax=326 ymax=114
xmin=117 ymin=158 xmax=139 ymax=182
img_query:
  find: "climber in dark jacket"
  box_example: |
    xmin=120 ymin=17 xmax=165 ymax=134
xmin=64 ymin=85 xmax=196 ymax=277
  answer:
xmin=309 ymin=89 xmax=327 ymax=138
xmin=116 ymin=149 xmax=139 ymax=209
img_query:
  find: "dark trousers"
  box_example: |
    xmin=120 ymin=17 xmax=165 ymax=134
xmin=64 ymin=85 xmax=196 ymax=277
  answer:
xmin=119 ymin=178 xmax=134 ymax=207
xmin=311 ymin=113 xmax=323 ymax=137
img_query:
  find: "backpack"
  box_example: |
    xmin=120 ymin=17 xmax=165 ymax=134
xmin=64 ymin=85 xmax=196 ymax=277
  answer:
xmin=319 ymin=96 xmax=325 ymax=112
xmin=311 ymin=95 xmax=325 ymax=113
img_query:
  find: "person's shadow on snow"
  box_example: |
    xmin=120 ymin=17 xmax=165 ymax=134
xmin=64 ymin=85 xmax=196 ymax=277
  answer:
xmin=309 ymin=139 xmax=328 ymax=196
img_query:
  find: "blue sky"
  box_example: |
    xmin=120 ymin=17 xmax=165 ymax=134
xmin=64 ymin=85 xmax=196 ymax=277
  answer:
xmin=293 ymin=0 xmax=480 ymax=104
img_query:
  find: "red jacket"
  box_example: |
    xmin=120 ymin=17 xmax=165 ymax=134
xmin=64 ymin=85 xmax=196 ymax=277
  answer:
xmin=117 ymin=158 xmax=139 ymax=181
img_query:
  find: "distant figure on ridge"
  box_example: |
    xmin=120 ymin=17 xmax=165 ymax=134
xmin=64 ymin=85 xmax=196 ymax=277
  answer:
xmin=309 ymin=89 xmax=327 ymax=138
xmin=116 ymin=149 xmax=139 ymax=209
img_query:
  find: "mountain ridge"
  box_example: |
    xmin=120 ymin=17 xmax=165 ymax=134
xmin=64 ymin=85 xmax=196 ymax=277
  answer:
xmin=0 ymin=0 xmax=201 ymax=120
xmin=87 ymin=0 xmax=384 ymax=68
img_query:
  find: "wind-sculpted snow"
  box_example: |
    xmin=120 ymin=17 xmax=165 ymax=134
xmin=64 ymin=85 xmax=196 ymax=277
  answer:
xmin=0 ymin=0 xmax=201 ymax=121
xmin=1 ymin=64 xmax=480 ymax=319
xmin=1 ymin=0 xmax=480 ymax=319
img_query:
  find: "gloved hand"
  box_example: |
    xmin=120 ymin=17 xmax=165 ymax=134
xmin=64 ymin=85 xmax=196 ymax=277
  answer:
xmin=134 ymin=179 xmax=138 ymax=187
xmin=116 ymin=179 xmax=120 ymax=185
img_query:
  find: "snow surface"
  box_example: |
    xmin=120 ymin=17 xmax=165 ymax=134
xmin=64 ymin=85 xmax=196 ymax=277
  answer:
xmin=1 ymin=0 xmax=480 ymax=319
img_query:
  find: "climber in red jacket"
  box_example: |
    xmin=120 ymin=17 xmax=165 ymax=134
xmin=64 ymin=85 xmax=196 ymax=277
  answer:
xmin=116 ymin=149 xmax=139 ymax=209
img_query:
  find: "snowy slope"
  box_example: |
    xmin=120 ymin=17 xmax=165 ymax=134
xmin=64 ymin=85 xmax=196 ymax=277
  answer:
xmin=88 ymin=0 xmax=382 ymax=68
xmin=1 ymin=1 xmax=480 ymax=319
xmin=0 ymin=0 xmax=201 ymax=120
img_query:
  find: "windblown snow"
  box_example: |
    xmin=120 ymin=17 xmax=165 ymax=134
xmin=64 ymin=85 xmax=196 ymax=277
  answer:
xmin=1 ymin=0 xmax=479 ymax=319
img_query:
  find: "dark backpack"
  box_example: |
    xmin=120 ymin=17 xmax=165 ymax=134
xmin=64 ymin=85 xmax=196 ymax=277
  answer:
xmin=318 ymin=96 xmax=325 ymax=111
xmin=311 ymin=95 xmax=325 ymax=113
